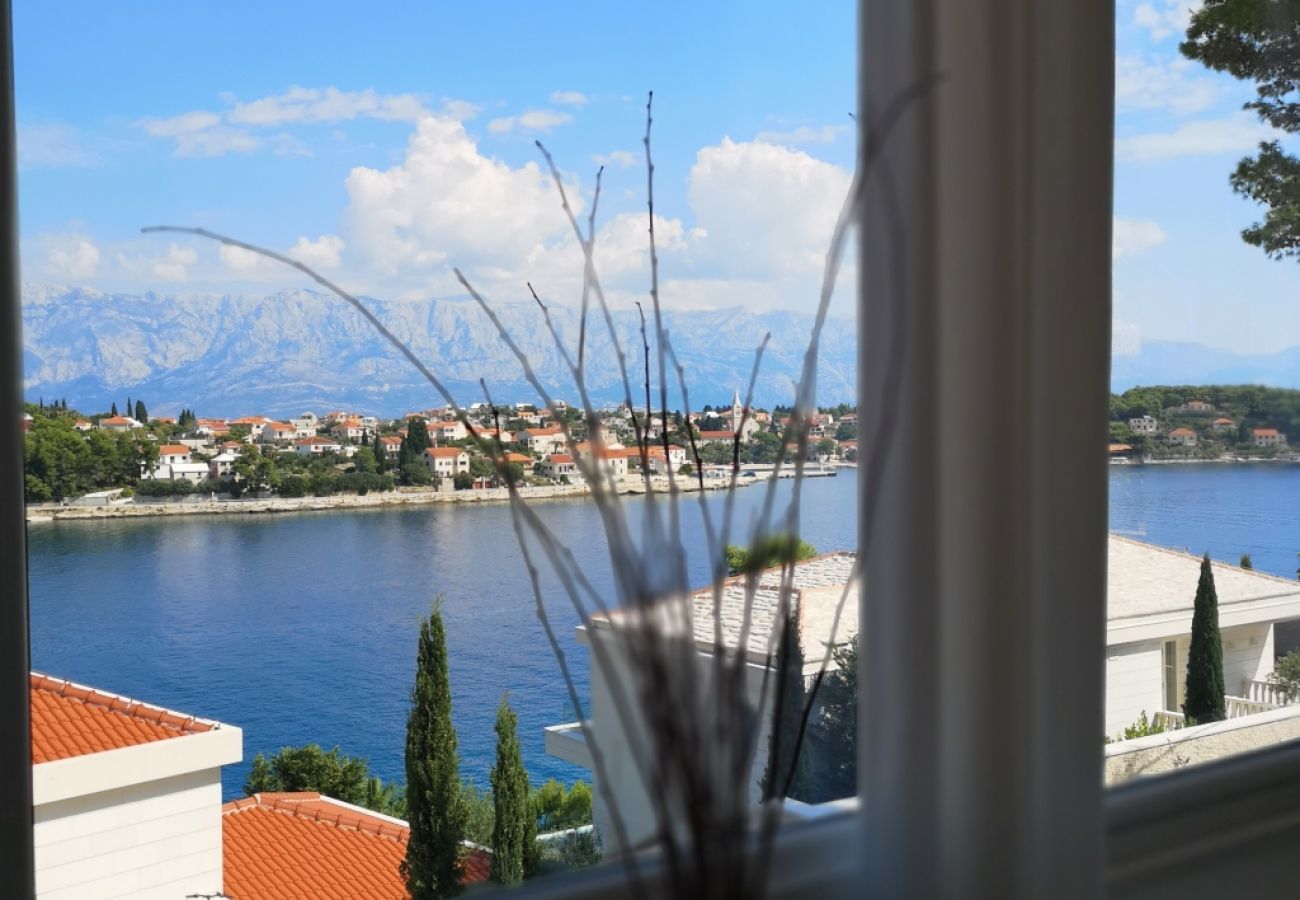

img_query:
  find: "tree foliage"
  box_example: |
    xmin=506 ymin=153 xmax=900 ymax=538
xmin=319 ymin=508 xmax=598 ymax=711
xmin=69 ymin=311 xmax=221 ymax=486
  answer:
xmin=1181 ymin=1 xmax=1300 ymax=258
xmin=404 ymin=601 xmax=467 ymax=899
xmin=1268 ymin=649 xmax=1300 ymax=703
xmin=489 ymin=696 xmax=537 ymax=884
xmin=762 ymin=611 xmax=810 ymax=801
xmin=817 ymin=637 xmax=858 ymax=800
xmin=725 ymin=535 xmax=818 ymax=576
xmin=243 ymin=743 xmax=406 ymax=817
xmin=1184 ymin=554 xmax=1227 ymax=724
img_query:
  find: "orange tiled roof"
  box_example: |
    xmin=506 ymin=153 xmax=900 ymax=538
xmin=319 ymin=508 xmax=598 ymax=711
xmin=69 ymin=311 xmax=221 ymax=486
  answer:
xmin=158 ymin=444 xmax=191 ymax=456
xmin=424 ymin=447 xmax=464 ymax=458
xmin=29 ymin=672 xmax=214 ymax=764
xmin=222 ymin=792 xmax=489 ymax=899
xmin=1254 ymin=428 xmax=1281 ymax=436
xmin=99 ymin=415 xmax=135 ymax=426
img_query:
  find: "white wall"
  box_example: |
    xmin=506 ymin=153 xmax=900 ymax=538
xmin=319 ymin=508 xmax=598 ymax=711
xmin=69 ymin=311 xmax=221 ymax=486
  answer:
xmin=34 ymin=767 xmax=223 ymax=900
xmin=1105 ymin=641 xmax=1164 ymax=738
xmin=582 ymin=627 xmax=775 ymax=856
xmin=1106 ymin=623 xmax=1273 ymax=737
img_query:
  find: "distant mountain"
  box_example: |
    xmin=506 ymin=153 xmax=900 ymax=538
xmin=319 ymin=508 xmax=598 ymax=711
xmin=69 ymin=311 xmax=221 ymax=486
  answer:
xmin=20 ymin=285 xmax=858 ymax=416
xmin=1112 ymin=341 xmax=1300 ymax=393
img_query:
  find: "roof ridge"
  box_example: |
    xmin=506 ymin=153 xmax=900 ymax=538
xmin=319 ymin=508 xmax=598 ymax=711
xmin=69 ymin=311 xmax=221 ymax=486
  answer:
xmin=224 ymin=792 xmax=410 ymax=843
xmin=29 ymin=672 xmax=215 ymax=735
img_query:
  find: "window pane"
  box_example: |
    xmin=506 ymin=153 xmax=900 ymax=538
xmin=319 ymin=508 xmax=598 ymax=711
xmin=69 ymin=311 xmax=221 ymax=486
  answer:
xmin=18 ymin=2 xmax=860 ymax=894
xmin=1105 ymin=1 xmax=1300 ymax=782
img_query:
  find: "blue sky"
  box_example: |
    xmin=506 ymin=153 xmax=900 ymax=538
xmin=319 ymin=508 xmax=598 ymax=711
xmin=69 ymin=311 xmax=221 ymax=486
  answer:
xmin=13 ymin=0 xmax=1299 ymax=354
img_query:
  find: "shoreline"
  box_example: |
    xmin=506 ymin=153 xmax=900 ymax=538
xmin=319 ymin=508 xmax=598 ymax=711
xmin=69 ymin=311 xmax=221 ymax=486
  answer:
xmin=25 ymin=476 xmax=771 ymax=524
xmin=1112 ymin=457 xmax=1300 ymax=467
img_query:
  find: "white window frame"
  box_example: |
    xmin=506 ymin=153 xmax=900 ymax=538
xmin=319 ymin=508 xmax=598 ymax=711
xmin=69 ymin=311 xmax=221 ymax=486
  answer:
xmin=5 ymin=2 xmax=1300 ymax=897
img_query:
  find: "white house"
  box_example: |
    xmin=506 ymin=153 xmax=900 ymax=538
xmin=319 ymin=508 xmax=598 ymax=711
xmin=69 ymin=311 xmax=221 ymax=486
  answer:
xmin=521 ymin=427 xmax=567 ymax=455
xmin=422 ymin=446 xmax=469 ymax=478
xmin=645 ymin=444 xmax=688 ymax=475
xmin=1166 ymin=427 xmax=1197 ymax=447
xmin=155 ymin=443 xmax=191 ymax=468
xmin=376 ymin=434 xmax=403 ymax=459
xmin=258 ymin=421 xmax=297 ymax=445
xmin=575 ymin=442 xmax=629 ymax=483
xmin=208 ymin=451 xmax=239 ymax=480
xmin=433 ymin=419 xmax=468 ymax=443
xmin=538 ymin=453 xmax=583 ymax=484
xmin=97 ymin=415 xmax=142 ymax=432
xmin=1253 ymin=428 xmax=1288 ymax=448
xmin=330 ymin=418 xmax=368 ymax=441
xmin=29 ymin=672 xmax=242 ymax=899
xmin=1128 ymin=415 xmax=1158 ymax=435
xmin=547 ymin=537 xmax=1300 ymax=855
xmin=294 ymin=435 xmax=342 ymax=456
xmin=1103 ymin=536 xmax=1300 ymax=737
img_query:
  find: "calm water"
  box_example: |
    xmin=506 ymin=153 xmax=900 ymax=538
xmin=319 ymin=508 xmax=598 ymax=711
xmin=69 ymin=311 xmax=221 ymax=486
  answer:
xmin=27 ymin=464 xmax=1300 ymax=799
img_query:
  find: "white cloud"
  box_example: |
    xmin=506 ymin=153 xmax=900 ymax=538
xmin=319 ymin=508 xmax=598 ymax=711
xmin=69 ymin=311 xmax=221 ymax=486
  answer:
xmin=550 ymin=91 xmax=588 ymax=107
xmin=487 ymin=109 xmax=573 ymax=135
xmin=753 ymin=124 xmax=848 ymax=146
xmin=227 ymin=86 xmax=427 ymax=126
xmin=1113 ymin=217 xmax=1167 ymax=258
xmin=1115 ymin=55 xmax=1218 ymax=115
xmin=1117 ymin=113 xmax=1276 ymax=161
xmin=218 ymin=243 xmax=266 ymax=271
xmin=289 ymin=234 xmax=345 ymax=269
xmin=687 ymin=138 xmax=852 ymax=278
xmin=342 ymin=115 xmax=570 ymax=275
xmin=47 ymin=236 xmax=100 ymax=279
xmin=269 ymin=132 xmax=313 ymax=158
xmin=119 ymin=244 xmax=198 ymax=283
xmin=442 ymin=98 xmax=481 ymax=121
xmin=137 ymin=110 xmax=257 ymax=158
xmin=18 ymin=123 xmax=101 ymax=169
xmin=1133 ymin=0 xmax=1200 ymax=41
xmin=593 ymin=150 xmax=637 ymax=168
xmin=138 ymin=86 xmax=436 ymax=157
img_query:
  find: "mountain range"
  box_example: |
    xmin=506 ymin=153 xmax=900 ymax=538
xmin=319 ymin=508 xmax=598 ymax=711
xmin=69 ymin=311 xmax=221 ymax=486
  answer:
xmin=21 ymin=286 xmax=1300 ymax=416
xmin=20 ymin=286 xmax=857 ymax=416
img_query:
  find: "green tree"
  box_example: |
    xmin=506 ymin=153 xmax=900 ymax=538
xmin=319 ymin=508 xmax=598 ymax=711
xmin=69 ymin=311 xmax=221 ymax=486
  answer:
xmin=408 ymin=419 xmax=432 ymax=454
xmin=489 ymin=696 xmax=537 ymax=884
xmin=241 ymin=743 xmax=405 ymax=815
xmin=1268 ymin=650 xmax=1300 ymax=702
xmin=1181 ymin=3 xmax=1300 ymax=258
xmin=725 ymin=536 xmax=818 ymax=576
xmin=1240 ymin=552 xmax=1254 ymax=569
xmin=818 ymin=637 xmax=858 ymax=799
xmin=1184 ymin=554 xmax=1227 ymax=724
xmin=134 ymin=399 xmax=148 ymax=423
xmin=109 ymin=402 xmax=118 ymax=417
xmin=762 ymin=611 xmax=810 ymax=801
xmin=532 ymin=780 xmax=593 ymax=832
xmin=353 ymin=446 xmax=378 ymax=475
xmin=404 ymin=601 xmax=467 ymax=899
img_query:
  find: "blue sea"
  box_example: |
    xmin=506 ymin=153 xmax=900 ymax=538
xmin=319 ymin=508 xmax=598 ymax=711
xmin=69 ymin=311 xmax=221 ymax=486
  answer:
xmin=26 ymin=464 xmax=1300 ymax=798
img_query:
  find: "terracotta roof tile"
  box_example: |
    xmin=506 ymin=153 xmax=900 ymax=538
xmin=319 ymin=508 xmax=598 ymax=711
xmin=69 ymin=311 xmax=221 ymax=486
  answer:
xmin=223 ymin=793 xmax=489 ymax=899
xmin=29 ymin=672 xmax=214 ymax=764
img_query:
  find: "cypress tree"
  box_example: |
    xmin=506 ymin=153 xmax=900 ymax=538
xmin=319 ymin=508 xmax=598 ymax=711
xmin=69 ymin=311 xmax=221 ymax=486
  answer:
xmin=762 ymin=609 xmax=810 ymax=801
xmin=375 ymin=436 xmax=387 ymax=474
xmin=489 ymin=696 xmax=536 ymax=884
xmin=126 ymin=397 xmax=132 ymax=419
xmin=110 ymin=402 xmax=118 ymax=417
xmin=135 ymin=399 xmax=148 ymax=423
xmin=403 ymin=601 xmax=467 ymax=898
xmin=1184 ymin=554 xmax=1226 ymax=724
xmin=409 ymin=418 xmax=432 ymax=454
xmin=1240 ymin=553 xmax=1253 ymax=570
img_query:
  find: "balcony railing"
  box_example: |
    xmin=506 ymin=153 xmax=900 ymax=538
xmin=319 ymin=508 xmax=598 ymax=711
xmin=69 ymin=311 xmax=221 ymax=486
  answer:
xmin=1243 ymin=679 xmax=1298 ymax=707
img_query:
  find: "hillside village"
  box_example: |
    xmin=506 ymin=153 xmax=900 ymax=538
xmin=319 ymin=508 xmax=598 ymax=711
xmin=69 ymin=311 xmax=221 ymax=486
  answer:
xmin=1108 ymin=385 xmax=1300 ymax=462
xmin=21 ymin=393 xmax=860 ymax=503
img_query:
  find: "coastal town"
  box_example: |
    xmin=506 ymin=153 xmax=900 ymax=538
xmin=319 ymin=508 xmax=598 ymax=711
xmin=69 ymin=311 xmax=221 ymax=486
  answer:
xmin=21 ymin=392 xmax=860 ymax=513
